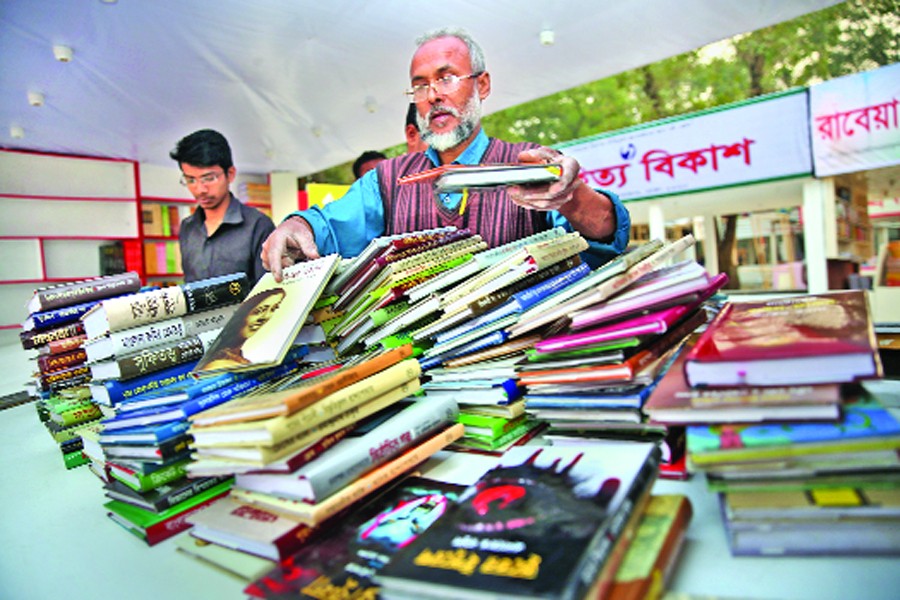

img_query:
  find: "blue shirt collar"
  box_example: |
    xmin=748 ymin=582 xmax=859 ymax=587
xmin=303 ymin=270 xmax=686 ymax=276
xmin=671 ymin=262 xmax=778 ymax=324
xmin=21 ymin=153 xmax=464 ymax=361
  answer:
xmin=424 ymin=128 xmax=489 ymax=167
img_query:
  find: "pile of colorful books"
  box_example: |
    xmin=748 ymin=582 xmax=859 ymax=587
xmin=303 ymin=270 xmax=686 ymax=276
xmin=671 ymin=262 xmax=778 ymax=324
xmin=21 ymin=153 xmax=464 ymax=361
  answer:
xmin=644 ymin=290 xmax=900 ymax=556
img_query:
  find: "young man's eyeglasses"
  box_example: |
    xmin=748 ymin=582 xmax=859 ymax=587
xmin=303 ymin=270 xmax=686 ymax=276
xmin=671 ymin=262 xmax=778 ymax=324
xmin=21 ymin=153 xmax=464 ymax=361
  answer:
xmin=405 ymin=72 xmax=482 ymax=102
xmin=180 ymin=171 xmax=223 ymax=187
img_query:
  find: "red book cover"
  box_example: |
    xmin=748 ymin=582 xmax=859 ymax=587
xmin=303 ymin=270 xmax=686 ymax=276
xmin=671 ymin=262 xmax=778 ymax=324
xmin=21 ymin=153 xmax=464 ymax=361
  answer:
xmin=683 ymin=290 xmax=882 ymax=388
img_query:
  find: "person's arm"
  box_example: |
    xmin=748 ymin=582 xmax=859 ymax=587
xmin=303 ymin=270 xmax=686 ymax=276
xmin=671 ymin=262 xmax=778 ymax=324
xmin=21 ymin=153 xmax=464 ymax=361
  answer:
xmin=261 ymin=171 xmax=386 ymax=282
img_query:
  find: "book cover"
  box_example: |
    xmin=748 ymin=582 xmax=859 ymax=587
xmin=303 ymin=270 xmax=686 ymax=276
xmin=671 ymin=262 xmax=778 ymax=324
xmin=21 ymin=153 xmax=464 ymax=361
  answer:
xmin=644 ymin=339 xmax=843 ymax=424
xmin=376 ymin=442 xmax=661 ymax=600
xmin=83 ymin=304 xmax=236 ymax=363
xmin=608 ymin=494 xmax=693 ymax=600
xmin=81 ymin=272 xmax=247 ymax=339
xmin=244 ymin=476 xmax=466 ymax=599
xmin=234 ymin=396 xmax=459 ymax=505
xmin=27 ymin=271 xmax=142 ymax=315
xmin=683 ymin=290 xmax=882 ymax=387
xmin=193 ymin=255 xmax=340 ymax=376
xmin=229 ymin=423 xmax=465 ymax=527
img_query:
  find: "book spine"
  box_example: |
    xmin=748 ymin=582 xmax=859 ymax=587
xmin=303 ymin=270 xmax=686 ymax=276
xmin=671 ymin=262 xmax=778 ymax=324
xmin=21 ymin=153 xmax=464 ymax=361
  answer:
xmin=29 ymin=271 xmax=142 ymax=314
xmin=37 ymin=347 xmax=88 ymax=374
xmin=468 ymin=255 xmax=582 ymax=316
xmin=525 ymin=232 xmax=589 ymax=270
xmin=264 ymin=359 xmax=423 ymax=444
xmin=288 ymin=396 xmax=458 ymax=503
xmin=27 ymin=300 xmax=97 ymax=332
xmin=513 ymin=261 xmax=591 ymax=312
xmin=41 ymin=364 xmax=92 ymax=390
xmin=107 ymin=316 xmax=190 ymax=357
xmin=92 ymin=286 xmax=189 ymax=335
xmin=143 ymin=487 xmax=231 ymax=546
xmin=41 ymin=334 xmax=88 ymax=356
xmin=567 ymin=447 xmax=661 ymax=600
xmin=20 ymin=321 xmax=85 ymax=350
xmin=182 ymin=272 xmax=250 ymax=313
xmin=154 ymin=475 xmax=233 ymax=512
xmin=114 ymin=336 xmax=207 ymax=380
xmin=305 ymin=423 xmax=465 ymax=526
xmin=99 ymin=361 xmax=196 ymax=405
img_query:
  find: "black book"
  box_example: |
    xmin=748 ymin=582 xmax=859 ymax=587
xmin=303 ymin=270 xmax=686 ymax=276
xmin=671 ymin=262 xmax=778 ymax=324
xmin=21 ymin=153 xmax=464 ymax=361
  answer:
xmin=103 ymin=474 xmax=233 ymax=513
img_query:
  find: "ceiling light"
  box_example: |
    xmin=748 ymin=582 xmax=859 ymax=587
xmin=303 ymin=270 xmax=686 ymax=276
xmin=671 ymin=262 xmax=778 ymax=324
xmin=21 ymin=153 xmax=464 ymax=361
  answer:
xmin=28 ymin=91 xmax=45 ymax=107
xmin=53 ymin=45 xmax=74 ymax=62
xmin=540 ymin=29 xmax=555 ymax=46
xmin=10 ymin=125 xmax=24 ymax=139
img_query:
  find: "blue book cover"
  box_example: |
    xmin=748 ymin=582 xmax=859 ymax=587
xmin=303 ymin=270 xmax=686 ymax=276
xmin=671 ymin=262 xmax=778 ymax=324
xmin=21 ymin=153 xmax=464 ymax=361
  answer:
xmin=25 ymin=300 xmax=98 ymax=332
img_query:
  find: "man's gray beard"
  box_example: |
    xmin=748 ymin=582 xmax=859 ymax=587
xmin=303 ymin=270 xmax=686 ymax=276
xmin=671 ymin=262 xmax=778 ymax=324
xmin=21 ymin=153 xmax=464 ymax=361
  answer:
xmin=418 ymin=92 xmax=482 ymax=153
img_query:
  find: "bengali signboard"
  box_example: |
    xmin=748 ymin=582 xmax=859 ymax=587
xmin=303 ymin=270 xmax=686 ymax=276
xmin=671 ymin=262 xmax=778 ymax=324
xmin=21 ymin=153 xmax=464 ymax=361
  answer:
xmin=556 ymin=90 xmax=812 ymax=201
xmin=810 ymin=62 xmax=900 ymax=177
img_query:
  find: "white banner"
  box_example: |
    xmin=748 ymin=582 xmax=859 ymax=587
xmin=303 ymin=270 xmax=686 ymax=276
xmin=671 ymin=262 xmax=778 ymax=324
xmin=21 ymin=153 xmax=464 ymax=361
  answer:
xmin=557 ymin=91 xmax=812 ymax=201
xmin=810 ymin=62 xmax=900 ymax=177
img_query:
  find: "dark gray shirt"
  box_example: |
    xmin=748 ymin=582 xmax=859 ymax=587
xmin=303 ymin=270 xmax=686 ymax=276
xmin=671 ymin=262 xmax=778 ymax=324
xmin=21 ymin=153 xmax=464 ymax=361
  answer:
xmin=178 ymin=193 xmax=275 ymax=285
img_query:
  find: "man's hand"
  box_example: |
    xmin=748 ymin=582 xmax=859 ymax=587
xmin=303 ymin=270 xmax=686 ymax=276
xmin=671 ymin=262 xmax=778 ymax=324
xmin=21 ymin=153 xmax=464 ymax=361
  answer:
xmin=510 ymin=147 xmax=615 ymax=241
xmin=261 ymin=216 xmax=321 ymax=282
xmin=507 ymin=147 xmax=581 ymax=211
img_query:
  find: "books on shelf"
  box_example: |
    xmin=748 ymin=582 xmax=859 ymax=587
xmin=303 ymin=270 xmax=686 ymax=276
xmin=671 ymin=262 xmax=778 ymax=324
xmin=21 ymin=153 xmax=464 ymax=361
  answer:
xmin=81 ymin=272 xmax=249 ymax=339
xmin=683 ymin=290 xmax=882 ymax=387
xmin=26 ymin=271 xmax=142 ymax=315
xmin=192 ymin=255 xmax=340 ymax=376
xmin=376 ymin=442 xmax=661 ymax=600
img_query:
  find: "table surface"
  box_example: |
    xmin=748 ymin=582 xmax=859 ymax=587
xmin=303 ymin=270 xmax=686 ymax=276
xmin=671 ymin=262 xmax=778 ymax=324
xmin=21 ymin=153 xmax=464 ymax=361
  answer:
xmin=1 ymin=399 xmax=898 ymax=600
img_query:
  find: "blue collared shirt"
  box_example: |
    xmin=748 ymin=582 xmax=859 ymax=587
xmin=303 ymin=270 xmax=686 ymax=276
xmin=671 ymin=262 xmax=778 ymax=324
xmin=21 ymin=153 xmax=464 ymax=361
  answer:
xmin=293 ymin=129 xmax=631 ymax=267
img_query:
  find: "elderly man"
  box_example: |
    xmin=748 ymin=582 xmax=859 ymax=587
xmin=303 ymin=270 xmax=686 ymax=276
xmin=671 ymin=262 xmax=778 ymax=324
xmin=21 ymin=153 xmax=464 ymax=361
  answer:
xmin=262 ymin=28 xmax=630 ymax=281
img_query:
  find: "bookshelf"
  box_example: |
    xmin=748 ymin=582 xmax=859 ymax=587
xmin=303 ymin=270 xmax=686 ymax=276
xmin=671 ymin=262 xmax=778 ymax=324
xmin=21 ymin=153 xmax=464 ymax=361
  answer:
xmin=0 ymin=149 xmax=141 ymax=330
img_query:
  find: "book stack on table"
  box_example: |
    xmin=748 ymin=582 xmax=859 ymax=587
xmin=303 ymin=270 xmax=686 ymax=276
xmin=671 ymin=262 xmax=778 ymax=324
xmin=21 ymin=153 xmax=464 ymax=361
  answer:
xmin=644 ymin=290 xmax=900 ymax=556
xmin=21 ymin=271 xmax=143 ymax=469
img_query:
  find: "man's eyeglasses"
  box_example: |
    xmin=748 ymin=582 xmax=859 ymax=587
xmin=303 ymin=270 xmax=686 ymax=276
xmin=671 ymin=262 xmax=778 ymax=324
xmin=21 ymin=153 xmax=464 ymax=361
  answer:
xmin=180 ymin=172 xmax=223 ymax=187
xmin=405 ymin=72 xmax=482 ymax=102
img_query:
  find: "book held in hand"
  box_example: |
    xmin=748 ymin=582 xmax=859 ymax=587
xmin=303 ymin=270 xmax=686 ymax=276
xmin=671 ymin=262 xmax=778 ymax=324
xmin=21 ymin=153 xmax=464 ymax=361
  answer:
xmin=683 ymin=290 xmax=882 ymax=388
xmin=398 ymin=163 xmax=563 ymax=192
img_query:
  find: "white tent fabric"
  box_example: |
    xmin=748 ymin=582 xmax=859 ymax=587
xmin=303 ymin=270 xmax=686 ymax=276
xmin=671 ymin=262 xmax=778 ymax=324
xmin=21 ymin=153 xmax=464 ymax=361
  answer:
xmin=0 ymin=0 xmax=842 ymax=176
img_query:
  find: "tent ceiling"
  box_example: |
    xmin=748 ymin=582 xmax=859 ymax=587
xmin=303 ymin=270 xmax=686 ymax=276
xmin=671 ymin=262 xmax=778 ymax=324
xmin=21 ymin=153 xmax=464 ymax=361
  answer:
xmin=0 ymin=0 xmax=841 ymax=176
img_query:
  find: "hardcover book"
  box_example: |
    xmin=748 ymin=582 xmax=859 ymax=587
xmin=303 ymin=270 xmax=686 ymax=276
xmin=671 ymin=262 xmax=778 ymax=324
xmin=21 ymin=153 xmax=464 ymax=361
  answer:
xmin=104 ymin=474 xmax=233 ymax=513
xmin=27 ymin=271 xmax=142 ymax=315
xmin=234 ymin=396 xmax=459 ymax=505
xmin=89 ymin=330 xmax=218 ymax=381
xmin=397 ymin=163 xmax=563 ymax=192
xmin=83 ymin=304 xmax=236 ymax=363
xmin=193 ymin=255 xmax=340 ymax=376
xmin=187 ymin=497 xmax=319 ymax=561
xmin=90 ymin=360 xmax=197 ymax=407
xmin=82 ymin=272 xmax=249 ymax=339
xmin=24 ymin=299 xmax=98 ymax=333
xmin=175 ymin=534 xmax=276 ymax=583
xmin=683 ymin=290 xmax=882 ymax=387
xmin=643 ymin=338 xmax=843 ymax=424
xmin=376 ymin=442 xmax=661 ymax=600
xmin=20 ymin=320 xmax=85 ymax=351
xmin=244 ymin=476 xmax=466 ymax=600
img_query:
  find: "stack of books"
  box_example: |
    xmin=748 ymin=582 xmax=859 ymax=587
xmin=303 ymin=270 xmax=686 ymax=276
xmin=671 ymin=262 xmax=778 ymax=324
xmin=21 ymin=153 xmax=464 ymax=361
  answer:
xmin=21 ymin=272 xmax=143 ymax=468
xmin=645 ymin=290 xmax=900 ymax=556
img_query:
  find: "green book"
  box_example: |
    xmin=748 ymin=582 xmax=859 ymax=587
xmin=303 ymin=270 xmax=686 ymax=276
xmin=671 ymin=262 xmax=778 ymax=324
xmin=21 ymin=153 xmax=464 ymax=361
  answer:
xmin=108 ymin=458 xmax=191 ymax=492
xmin=453 ymin=418 xmax=541 ymax=452
xmin=50 ymin=402 xmax=102 ymax=427
xmin=458 ymin=412 xmax=524 ymax=439
xmin=63 ymin=449 xmax=90 ymax=470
